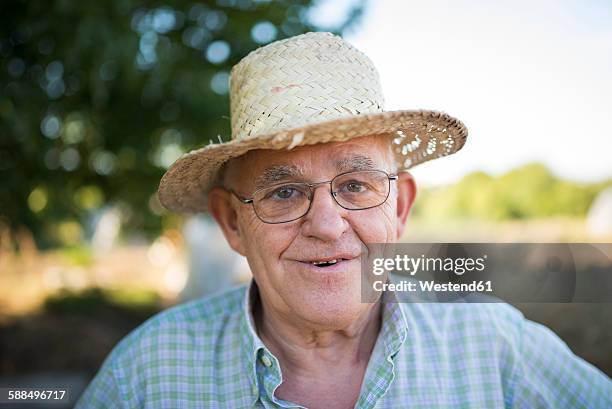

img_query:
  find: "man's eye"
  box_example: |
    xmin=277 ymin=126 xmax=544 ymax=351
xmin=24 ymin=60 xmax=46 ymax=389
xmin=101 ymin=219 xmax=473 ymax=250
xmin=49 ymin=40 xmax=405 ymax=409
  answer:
xmin=344 ymin=181 xmax=367 ymax=193
xmin=270 ymin=186 xmax=297 ymax=200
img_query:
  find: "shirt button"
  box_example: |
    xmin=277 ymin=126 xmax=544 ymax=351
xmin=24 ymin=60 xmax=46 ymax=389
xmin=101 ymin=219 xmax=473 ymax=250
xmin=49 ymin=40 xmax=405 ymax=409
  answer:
xmin=261 ymin=355 xmax=273 ymax=367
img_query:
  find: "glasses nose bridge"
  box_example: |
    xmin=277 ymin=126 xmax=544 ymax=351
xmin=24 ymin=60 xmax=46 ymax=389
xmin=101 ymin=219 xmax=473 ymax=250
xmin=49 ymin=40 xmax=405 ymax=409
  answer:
xmin=308 ymin=179 xmax=333 ymax=188
xmin=306 ymin=179 xmax=337 ymax=200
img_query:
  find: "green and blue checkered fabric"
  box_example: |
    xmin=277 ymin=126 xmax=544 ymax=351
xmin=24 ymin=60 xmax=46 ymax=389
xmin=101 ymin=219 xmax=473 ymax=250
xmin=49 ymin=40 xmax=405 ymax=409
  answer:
xmin=76 ymin=280 xmax=612 ymax=408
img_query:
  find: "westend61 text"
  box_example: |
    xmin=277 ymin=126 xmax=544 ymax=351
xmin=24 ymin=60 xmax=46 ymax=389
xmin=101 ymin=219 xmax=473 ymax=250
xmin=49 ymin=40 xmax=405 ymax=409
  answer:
xmin=373 ymin=280 xmax=493 ymax=293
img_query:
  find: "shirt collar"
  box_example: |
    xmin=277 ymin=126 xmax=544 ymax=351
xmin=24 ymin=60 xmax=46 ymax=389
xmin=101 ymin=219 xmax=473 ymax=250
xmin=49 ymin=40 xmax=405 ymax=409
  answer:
xmin=239 ymin=280 xmax=267 ymax=406
xmin=380 ymin=286 xmax=409 ymax=357
xmin=238 ymin=278 xmax=409 ymax=405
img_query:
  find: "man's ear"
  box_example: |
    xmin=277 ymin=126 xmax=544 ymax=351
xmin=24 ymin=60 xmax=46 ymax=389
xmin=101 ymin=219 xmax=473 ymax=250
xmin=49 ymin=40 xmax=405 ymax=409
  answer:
xmin=395 ymin=171 xmax=417 ymax=240
xmin=207 ymin=186 xmax=246 ymax=256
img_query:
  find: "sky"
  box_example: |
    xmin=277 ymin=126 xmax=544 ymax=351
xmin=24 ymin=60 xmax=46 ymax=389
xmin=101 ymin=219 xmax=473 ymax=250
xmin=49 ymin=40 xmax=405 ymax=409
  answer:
xmin=309 ymin=0 xmax=612 ymax=186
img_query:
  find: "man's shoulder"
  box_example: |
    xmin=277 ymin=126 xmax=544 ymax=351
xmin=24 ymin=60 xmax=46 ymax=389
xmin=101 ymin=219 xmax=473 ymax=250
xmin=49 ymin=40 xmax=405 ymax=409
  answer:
xmin=398 ymin=300 xmax=526 ymax=347
xmin=75 ymin=284 xmax=252 ymax=407
xmin=399 ymin=298 xmax=525 ymax=325
xmin=107 ymin=283 xmax=248 ymax=364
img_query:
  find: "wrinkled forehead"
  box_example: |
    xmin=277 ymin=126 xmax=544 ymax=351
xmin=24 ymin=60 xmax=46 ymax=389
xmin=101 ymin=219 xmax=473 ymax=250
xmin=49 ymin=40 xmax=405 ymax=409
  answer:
xmin=223 ymin=134 xmax=396 ymax=189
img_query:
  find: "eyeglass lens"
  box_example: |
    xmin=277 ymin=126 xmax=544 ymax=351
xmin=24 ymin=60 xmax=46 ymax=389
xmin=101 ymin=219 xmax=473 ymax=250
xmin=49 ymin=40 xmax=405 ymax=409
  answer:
xmin=251 ymin=170 xmax=391 ymax=223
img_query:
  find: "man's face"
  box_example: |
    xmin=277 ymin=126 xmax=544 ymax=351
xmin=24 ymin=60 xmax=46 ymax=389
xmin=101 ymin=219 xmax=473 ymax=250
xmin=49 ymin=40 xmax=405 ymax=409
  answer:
xmin=210 ymin=135 xmax=415 ymax=329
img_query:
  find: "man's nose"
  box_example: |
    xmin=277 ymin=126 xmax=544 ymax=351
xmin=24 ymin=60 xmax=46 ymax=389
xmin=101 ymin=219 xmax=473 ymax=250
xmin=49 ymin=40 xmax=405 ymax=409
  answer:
xmin=300 ymin=185 xmax=348 ymax=241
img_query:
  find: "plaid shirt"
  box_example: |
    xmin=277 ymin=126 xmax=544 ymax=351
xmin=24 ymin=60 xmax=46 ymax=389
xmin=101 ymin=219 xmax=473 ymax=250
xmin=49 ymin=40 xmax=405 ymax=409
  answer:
xmin=76 ymin=280 xmax=612 ymax=408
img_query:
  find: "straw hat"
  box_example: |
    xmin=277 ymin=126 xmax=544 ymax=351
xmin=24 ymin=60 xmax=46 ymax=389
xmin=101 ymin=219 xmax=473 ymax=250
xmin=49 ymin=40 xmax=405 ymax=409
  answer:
xmin=158 ymin=32 xmax=468 ymax=213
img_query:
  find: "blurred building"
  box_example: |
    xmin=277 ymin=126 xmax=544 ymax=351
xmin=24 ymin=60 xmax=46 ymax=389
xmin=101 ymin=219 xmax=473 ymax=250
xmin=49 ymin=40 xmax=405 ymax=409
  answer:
xmin=587 ymin=187 xmax=612 ymax=237
xmin=180 ymin=215 xmax=250 ymax=301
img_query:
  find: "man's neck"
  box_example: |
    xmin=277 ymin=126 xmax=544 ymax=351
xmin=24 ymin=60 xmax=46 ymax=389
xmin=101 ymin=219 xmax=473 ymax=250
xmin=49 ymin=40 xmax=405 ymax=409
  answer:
xmin=253 ymin=290 xmax=383 ymax=377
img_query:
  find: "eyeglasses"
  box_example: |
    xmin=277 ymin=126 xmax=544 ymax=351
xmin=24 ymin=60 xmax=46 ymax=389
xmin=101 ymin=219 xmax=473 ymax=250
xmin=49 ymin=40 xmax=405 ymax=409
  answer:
xmin=230 ymin=170 xmax=398 ymax=224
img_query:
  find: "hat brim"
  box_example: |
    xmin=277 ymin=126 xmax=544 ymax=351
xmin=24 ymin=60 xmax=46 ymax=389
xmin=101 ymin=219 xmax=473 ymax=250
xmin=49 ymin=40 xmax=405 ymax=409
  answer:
xmin=158 ymin=109 xmax=467 ymax=213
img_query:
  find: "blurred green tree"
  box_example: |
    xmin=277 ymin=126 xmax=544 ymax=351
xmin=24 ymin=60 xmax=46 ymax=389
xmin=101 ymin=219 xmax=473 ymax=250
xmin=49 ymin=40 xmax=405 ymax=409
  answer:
xmin=412 ymin=163 xmax=611 ymax=222
xmin=0 ymin=0 xmax=365 ymax=248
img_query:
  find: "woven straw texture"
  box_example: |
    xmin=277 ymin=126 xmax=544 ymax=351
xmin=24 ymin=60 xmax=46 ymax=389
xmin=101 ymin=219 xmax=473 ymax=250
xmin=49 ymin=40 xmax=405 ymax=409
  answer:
xmin=158 ymin=32 xmax=468 ymax=213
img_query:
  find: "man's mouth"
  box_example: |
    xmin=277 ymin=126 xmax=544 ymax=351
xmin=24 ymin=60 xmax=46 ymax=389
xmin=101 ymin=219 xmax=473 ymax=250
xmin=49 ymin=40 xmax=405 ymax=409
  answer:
xmin=310 ymin=258 xmax=347 ymax=268
xmin=295 ymin=254 xmax=358 ymax=270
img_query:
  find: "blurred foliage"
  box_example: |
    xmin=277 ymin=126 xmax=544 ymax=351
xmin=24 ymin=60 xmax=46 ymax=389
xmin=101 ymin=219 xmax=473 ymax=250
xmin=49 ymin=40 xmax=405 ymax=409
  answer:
xmin=44 ymin=286 xmax=161 ymax=315
xmin=0 ymin=0 xmax=365 ymax=249
xmin=2 ymin=287 xmax=163 ymax=376
xmin=412 ymin=163 xmax=612 ymax=221
xmin=53 ymin=244 xmax=94 ymax=267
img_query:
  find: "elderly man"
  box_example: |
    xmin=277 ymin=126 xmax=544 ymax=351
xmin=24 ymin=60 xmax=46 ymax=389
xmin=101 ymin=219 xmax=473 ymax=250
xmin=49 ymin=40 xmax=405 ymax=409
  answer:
xmin=77 ymin=32 xmax=611 ymax=408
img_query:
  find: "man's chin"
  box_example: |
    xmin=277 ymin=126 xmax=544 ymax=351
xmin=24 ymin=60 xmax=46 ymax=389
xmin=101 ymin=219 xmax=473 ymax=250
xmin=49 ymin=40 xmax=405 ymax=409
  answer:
xmin=286 ymin=291 xmax=370 ymax=330
xmin=276 ymin=264 xmax=370 ymax=328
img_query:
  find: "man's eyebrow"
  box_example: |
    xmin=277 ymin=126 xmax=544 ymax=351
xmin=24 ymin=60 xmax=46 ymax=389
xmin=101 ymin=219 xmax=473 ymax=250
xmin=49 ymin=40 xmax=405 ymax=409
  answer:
xmin=251 ymin=155 xmax=377 ymax=191
xmin=253 ymin=164 xmax=303 ymax=191
xmin=334 ymin=155 xmax=377 ymax=173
